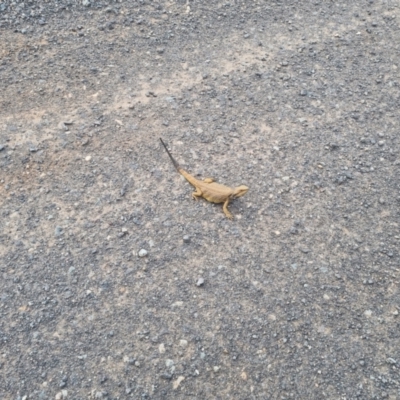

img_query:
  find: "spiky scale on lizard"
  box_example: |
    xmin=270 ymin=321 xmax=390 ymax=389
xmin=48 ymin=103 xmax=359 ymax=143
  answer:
xmin=160 ymin=138 xmax=248 ymax=219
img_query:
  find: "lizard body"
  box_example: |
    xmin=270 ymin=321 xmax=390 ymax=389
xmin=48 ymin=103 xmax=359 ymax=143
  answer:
xmin=160 ymin=138 xmax=248 ymax=219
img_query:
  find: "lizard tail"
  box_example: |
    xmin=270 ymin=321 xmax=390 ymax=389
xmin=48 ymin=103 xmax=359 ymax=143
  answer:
xmin=160 ymin=138 xmax=180 ymax=171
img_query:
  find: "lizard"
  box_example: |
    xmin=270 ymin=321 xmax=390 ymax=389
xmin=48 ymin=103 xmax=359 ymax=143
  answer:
xmin=160 ymin=138 xmax=248 ymax=219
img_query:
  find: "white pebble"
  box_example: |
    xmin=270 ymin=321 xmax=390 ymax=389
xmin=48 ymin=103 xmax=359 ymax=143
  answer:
xmin=138 ymin=249 xmax=148 ymax=257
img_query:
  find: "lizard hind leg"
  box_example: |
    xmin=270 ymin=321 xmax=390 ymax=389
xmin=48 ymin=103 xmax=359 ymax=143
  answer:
xmin=223 ymin=199 xmax=233 ymax=220
xmin=203 ymin=178 xmax=215 ymax=183
xmin=191 ymin=187 xmax=202 ymax=200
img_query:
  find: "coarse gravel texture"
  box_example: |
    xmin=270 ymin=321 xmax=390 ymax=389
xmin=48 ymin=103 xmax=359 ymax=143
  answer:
xmin=1 ymin=0 xmax=400 ymax=399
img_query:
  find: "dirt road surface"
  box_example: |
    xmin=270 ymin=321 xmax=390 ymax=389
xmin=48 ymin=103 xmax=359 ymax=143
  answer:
xmin=1 ymin=1 xmax=400 ymax=399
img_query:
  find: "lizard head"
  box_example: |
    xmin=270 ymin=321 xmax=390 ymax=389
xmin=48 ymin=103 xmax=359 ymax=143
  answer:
xmin=232 ymin=185 xmax=249 ymax=199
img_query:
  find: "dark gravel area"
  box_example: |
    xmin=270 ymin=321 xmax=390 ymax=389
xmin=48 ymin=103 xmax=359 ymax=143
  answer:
xmin=1 ymin=1 xmax=400 ymax=399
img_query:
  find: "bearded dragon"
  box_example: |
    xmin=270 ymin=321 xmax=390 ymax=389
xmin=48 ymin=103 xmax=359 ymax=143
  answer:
xmin=160 ymin=138 xmax=248 ymax=219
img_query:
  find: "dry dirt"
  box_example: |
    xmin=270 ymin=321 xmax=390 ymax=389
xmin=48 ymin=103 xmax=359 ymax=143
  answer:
xmin=1 ymin=1 xmax=400 ymax=399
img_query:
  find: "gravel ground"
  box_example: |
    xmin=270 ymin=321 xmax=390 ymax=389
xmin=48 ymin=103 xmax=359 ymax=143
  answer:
xmin=1 ymin=1 xmax=400 ymax=399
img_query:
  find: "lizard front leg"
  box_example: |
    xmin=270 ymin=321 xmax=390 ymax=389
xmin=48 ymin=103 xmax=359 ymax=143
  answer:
xmin=203 ymin=178 xmax=214 ymax=183
xmin=192 ymin=187 xmax=202 ymax=200
xmin=223 ymin=198 xmax=233 ymax=219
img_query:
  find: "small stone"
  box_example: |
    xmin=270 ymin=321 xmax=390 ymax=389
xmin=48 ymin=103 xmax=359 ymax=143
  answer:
xmin=82 ymin=0 xmax=91 ymax=6
xmin=300 ymin=89 xmax=307 ymax=96
xmin=213 ymin=366 xmax=220 ymax=372
xmin=85 ymin=155 xmax=92 ymax=161
xmin=179 ymin=339 xmax=188 ymax=348
xmin=54 ymin=226 xmax=63 ymax=237
xmin=134 ymin=361 xmax=140 ymax=367
xmin=183 ymin=235 xmax=191 ymax=243
xmin=55 ymin=390 xmax=68 ymax=400
xmin=387 ymin=357 xmax=397 ymax=365
xmin=29 ymin=145 xmax=38 ymax=152
xmin=0 ymin=144 xmax=4 ymax=151
xmin=379 ymin=198 xmax=385 ymax=204
xmin=196 ymin=277 xmax=204 ymax=287
xmin=378 ymin=140 xmax=385 ymax=146
xmin=159 ymin=343 xmax=166 ymax=354
xmin=173 ymin=376 xmax=185 ymax=390
xmin=138 ymin=249 xmax=148 ymax=257
xmin=165 ymin=359 xmax=174 ymax=368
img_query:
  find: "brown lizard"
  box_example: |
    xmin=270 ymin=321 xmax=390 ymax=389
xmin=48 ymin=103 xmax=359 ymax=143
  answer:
xmin=160 ymin=138 xmax=248 ymax=219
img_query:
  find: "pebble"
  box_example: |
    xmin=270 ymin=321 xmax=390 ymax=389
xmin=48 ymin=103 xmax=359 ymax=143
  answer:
xmin=55 ymin=390 xmax=68 ymax=400
xmin=159 ymin=343 xmax=166 ymax=354
xmin=179 ymin=339 xmax=188 ymax=348
xmin=138 ymin=249 xmax=148 ymax=257
xmin=213 ymin=366 xmax=220 ymax=372
xmin=183 ymin=235 xmax=191 ymax=243
xmin=54 ymin=226 xmax=63 ymax=237
xmin=378 ymin=140 xmax=385 ymax=146
xmin=196 ymin=277 xmax=204 ymax=287
xmin=173 ymin=376 xmax=185 ymax=390
xmin=0 ymin=144 xmax=5 ymax=151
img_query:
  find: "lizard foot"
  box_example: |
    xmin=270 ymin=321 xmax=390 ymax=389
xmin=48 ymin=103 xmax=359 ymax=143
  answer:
xmin=224 ymin=211 xmax=234 ymax=220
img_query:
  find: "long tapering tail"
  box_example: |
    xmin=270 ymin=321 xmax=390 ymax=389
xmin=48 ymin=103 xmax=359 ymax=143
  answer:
xmin=160 ymin=138 xmax=180 ymax=171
